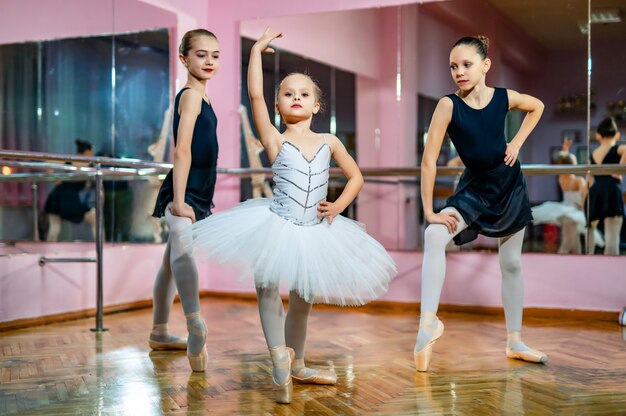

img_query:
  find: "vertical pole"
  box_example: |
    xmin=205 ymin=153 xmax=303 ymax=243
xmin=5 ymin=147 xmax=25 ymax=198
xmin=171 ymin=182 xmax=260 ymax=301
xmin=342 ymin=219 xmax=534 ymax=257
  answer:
xmin=32 ymin=182 xmax=39 ymax=241
xmin=91 ymin=163 xmax=108 ymax=332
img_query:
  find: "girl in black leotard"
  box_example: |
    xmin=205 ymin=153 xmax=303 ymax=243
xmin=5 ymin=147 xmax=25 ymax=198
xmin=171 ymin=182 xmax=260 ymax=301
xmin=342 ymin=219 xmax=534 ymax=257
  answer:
xmin=44 ymin=139 xmax=96 ymax=241
xmin=148 ymin=29 xmax=220 ymax=372
xmin=414 ymin=36 xmax=547 ymax=372
xmin=588 ymin=117 xmax=626 ymax=255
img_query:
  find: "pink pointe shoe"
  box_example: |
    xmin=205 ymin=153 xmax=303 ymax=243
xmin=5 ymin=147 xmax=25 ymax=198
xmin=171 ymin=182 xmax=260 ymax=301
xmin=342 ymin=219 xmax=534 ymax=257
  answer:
xmin=149 ymin=335 xmax=187 ymax=351
xmin=291 ymin=360 xmax=337 ymax=385
xmin=414 ymin=318 xmax=444 ymax=372
xmin=186 ymin=318 xmax=208 ymax=372
xmin=269 ymin=346 xmax=295 ymax=404
xmin=506 ymin=332 xmax=548 ymax=364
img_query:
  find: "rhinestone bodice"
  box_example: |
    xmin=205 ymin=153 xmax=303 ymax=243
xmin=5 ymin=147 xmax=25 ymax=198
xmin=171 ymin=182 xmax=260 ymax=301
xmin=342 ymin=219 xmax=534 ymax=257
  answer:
xmin=269 ymin=139 xmax=330 ymax=226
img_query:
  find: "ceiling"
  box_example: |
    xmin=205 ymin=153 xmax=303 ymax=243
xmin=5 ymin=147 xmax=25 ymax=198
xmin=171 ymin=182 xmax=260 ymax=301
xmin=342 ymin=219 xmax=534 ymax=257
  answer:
xmin=488 ymin=0 xmax=626 ymax=50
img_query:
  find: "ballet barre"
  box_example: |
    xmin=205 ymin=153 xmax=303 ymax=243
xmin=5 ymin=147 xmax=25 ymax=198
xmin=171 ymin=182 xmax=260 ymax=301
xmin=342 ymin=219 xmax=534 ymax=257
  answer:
xmin=2 ymin=149 xmax=626 ymax=333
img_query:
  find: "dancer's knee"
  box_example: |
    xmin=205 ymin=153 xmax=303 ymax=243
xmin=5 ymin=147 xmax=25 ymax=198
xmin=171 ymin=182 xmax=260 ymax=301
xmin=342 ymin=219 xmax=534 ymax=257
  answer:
xmin=424 ymin=223 xmax=453 ymax=249
xmin=499 ymin=254 xmax=522 ymax=277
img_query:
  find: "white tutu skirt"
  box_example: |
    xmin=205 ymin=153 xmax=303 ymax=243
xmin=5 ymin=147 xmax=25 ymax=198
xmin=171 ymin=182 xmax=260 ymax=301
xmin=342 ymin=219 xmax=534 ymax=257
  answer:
xmin=191 ymin=198 xmax=397 ymax=306
xmin=531 ymin=201 xmax=586 ymax=229
xmin=531 ymin=201 xmax=605 ymax=247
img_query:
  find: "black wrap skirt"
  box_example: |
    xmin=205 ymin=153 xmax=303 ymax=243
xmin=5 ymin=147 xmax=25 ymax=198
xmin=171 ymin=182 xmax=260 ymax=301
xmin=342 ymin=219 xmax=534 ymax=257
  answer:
xmin=445 ymin=160 xmax=532 ymax=245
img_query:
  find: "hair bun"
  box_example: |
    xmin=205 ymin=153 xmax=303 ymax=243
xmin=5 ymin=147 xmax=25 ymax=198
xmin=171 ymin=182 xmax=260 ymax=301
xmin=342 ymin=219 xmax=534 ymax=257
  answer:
xmin=476 ymin=35 xmax=490 ymax=51
xmin=74 ymin=138 xmax=93 ymax=154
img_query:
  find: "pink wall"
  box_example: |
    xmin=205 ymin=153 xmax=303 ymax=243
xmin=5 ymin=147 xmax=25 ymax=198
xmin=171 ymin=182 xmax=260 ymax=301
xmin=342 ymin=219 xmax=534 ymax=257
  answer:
xmin=240 ymin=9 xmax=380 ymax=79
xmin=416 ymin=2 xmax=541 ymax=106
xmin=0 ymin=0 xmax=176 ymax=45
xmin=0 ymin=243 xmax=161 ymax=322
xmin=2 ymin=243 xmax=624 ymax=324
xmin=2 ymin=0 xmax=624 ymax=326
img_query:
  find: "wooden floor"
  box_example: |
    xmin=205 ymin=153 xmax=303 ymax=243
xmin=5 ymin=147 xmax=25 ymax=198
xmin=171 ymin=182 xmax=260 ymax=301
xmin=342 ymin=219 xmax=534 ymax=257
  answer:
xmin=1 ymin=298 xmax=626 ymax=415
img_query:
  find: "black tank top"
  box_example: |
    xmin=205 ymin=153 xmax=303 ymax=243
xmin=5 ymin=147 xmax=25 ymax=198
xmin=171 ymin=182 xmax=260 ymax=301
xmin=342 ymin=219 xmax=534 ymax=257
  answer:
xmin=152 ymin=87 xmax=219 ymax=220
xmin=446 ymin=87 xmax=509 ymax=172
xmin=173 ymin=87 xmax=219 ymax=169
xmin=591 ymin=144 xmax=621 ymax=185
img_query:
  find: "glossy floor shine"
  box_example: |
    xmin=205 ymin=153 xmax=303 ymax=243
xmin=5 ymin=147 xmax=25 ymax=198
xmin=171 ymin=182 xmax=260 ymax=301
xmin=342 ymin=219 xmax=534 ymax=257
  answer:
xmin=1 ymin=297 xmax=625 ymax=415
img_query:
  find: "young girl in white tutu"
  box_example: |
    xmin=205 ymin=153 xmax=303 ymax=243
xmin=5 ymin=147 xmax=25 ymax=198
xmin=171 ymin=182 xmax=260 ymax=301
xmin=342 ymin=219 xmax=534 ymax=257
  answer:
xmin=192 ymin=28 xmax=397 ymax=403
xmin=531 ymin=139 xmax=589 ymax=254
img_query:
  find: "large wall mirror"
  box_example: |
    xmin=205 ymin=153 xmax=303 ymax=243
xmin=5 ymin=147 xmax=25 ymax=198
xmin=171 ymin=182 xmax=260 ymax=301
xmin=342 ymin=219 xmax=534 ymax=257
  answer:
xmin=588 ymin=0 xmax=626 ymax=255
xmin=1 ymin=0 xmax=623 ymax=254
xmin=0 ymin=0 xmax=175 ymax=243
xmin=239 ymin=0 xmax=624 ymax=256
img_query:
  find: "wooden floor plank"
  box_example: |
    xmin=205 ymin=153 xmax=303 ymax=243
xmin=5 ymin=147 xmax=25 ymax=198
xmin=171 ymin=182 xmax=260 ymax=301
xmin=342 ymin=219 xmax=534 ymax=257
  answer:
xmin=1 ymin=297 xmax=625 ymax=415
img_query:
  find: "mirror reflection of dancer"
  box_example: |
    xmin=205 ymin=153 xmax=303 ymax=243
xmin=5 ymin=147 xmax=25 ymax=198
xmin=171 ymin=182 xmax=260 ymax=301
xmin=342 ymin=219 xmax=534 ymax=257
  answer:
xmin=149 ymin=29 xmax=220 ymax=372
xmin=239 ymin=105 xmax=274 ymax=198
xmin=531 ymin=139 xmax=590 ymax=254
xmin=415 ymin=36 xmax=548 ymax=372
xmin=191 ymin=28 xmax=396 ymax=403
xmin=588 ymin=117 xmax=626 ymax=255
xmin=44 ymin=139 xmax=96 ymax=241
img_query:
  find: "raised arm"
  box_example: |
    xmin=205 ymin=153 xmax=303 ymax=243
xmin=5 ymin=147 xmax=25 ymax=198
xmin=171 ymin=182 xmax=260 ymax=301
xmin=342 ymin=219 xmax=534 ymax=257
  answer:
xmin=248 ymin=28 xmax=283 ymax=161
xmin=317 ymin=136 xmax=363 ymax=224
xmin=421 ymin=97 xmax=459 ymax=232
xmin=505 ymin=89 xmax=544 ymax=166
xmin=170 ymin=89 xmax=202 ymax=222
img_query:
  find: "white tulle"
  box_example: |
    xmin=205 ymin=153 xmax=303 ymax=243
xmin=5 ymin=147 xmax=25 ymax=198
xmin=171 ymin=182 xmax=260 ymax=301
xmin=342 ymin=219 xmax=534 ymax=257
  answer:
xmin=531 ymin=201 xmax=605 ymax=247
xmin=191 ymin=198 xmax=397 ymax=306
xmin=532 ymin=201 xmax=586 ymax=229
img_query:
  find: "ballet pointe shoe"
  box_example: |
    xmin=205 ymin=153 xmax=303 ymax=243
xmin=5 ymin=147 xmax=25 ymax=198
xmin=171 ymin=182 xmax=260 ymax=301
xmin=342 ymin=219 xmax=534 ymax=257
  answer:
xmin=291 ymin=359 xmax=337 ymax=385
xmin=149 ymin=323 xmax=187 ymax=351
xmin=149 ymin=336 xmax=187 ymax=351
xmin=506 ymin=331 xmax=548 ymax=364
xmin=414 ymin=318 xmax=444 ymax=372
xmin=506 ymin=348 xmax=549 ymax=364
xmin=269 ymin=346 xmax=294 ymax=404
xmin=186 ymin=319 xmax=208 ymax=372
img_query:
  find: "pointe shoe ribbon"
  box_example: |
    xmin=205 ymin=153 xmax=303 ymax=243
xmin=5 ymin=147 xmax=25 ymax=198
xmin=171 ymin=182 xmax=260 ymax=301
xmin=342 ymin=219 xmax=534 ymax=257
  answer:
xmin=269 ymin=346 xmax=295 ymax=404
xmin=414 ymin=318 xmax=444 ymax=372
xmin=186 ymin=319 xmax=208 ymax=372
xmin=292 ymin=367 xmax=337 ymax=385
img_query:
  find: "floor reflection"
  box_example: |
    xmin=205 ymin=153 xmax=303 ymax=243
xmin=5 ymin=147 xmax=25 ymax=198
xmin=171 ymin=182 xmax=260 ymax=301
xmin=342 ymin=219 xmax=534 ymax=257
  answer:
xmin=1 ymin=299 xmax=625 ymax=415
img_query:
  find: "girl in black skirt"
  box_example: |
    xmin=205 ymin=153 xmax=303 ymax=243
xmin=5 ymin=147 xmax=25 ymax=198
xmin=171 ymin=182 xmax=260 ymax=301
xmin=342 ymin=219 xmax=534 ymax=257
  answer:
xmin=149 ymin=29 xmax=220 ymax=372
xmin=588 ymin=117 xmax=625 ymax=255
xmin=414 ymin=36 xmax=547 ymax=371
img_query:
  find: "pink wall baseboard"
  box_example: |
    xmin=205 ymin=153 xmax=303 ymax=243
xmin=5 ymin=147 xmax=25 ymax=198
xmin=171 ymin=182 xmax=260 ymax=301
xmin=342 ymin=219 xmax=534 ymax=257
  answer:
xmin=1 ymin=242 xmax=624 ymax=324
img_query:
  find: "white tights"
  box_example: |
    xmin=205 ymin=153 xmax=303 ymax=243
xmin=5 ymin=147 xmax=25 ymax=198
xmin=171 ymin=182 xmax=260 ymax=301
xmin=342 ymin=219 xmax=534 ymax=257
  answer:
xmin=256 ymin=287 xmax=313 ymax=383
xmin=418 ymin=207 xmax=527 ymax=350
xmin=558 ymin=219 xmax=581 ymax=254
xmin=151 ymin=209 xmax=205 ymax=355
xmin=589 ymin=217 xmax=623 ymax=255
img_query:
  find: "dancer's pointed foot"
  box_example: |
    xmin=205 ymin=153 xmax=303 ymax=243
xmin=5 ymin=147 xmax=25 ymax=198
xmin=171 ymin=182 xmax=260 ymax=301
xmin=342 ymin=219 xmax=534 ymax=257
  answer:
xmin=414 ymin=314 xmax=444 ymax=372
xmin=506 ymin=331 xmax=548 ymax=364
xmin=149 ymin=334 xmax=187 ymax=350
xmin=269 ymin=346 xmax=295 ymax=404
xmin=149 ymin=323 xmax=187 ymax=350
xmin=291 ymin=359 xmax=337 ymax=385
xmin=186 ymin=312 xmax=208 ymax=372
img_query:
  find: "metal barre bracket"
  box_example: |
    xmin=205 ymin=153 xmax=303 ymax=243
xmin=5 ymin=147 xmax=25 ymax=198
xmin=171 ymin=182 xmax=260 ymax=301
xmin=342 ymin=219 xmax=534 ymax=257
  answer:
xmin=38 ymin=256 xmax=97 ymax=266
